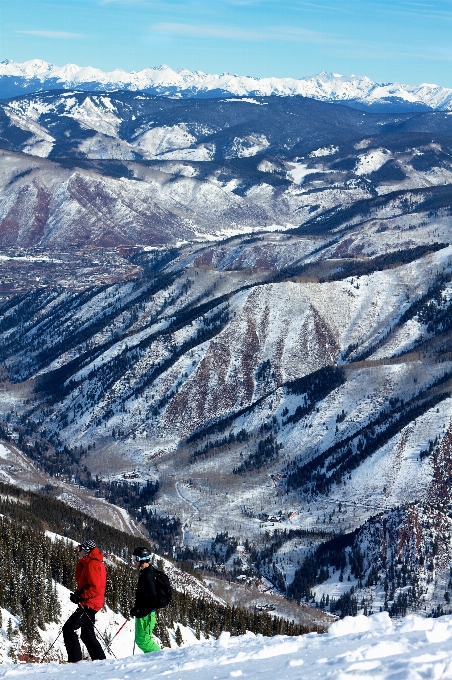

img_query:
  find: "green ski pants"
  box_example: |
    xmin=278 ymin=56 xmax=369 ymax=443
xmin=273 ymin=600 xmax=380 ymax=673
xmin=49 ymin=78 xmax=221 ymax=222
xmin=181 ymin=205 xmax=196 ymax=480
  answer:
xmin=135 ymin=611 xmax=161 ymax=653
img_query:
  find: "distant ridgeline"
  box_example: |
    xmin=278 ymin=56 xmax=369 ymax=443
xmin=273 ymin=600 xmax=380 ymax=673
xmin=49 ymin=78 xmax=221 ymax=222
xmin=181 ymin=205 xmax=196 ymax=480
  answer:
xmin=0 ymin=482 xmax=313 ymax=659
xmin=273 ymin=244 xmax=448 ymax=283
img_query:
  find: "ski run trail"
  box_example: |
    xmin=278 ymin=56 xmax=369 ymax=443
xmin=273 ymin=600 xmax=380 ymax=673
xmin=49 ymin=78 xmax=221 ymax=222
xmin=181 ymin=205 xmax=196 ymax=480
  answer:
xmin=4 ymin=612 xmax=452 ymax=678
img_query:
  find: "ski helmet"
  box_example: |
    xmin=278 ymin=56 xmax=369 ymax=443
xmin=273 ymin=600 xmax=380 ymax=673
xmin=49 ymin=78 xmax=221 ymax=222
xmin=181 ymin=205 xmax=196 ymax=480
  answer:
xmin=133 ymin=546 xmax=151 ymax=562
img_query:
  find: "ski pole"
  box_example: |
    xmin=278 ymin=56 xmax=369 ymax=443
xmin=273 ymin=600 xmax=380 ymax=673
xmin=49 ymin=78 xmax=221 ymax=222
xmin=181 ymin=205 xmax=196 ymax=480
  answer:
xmin=39 ymin=601 xmax=84 ymax=662
xmin=110 ymin=617 xmax=130 ymax=644
xmin=40 ymin=627 xmax=63 ymax=662
xmin=91 ymin=620 xmax=117 ymax=659
xmin=79 ymin=605 xmax=117 ymax=659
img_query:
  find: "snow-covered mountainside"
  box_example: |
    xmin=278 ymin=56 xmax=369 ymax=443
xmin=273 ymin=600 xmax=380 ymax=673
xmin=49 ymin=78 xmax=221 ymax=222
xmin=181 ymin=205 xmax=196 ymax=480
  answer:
xmin=2 ymin=80 xmax=452 ymax=623
xmin=0 ymin=91 xmax=452 ymax=246
xmin=1 ymin=611 xmax=452 ymax=677
xmin=2 ymin=238 xmax=452 ymax=617
xmin=2 ymin=59 xmax=452 ymax=112
xmin=0 ymin=89 xmax=438 ymax=164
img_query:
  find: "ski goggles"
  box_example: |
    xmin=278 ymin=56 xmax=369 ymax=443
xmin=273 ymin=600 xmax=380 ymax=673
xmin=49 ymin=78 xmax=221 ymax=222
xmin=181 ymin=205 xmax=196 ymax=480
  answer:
xmin=132 ymin=554 xmax=149 ymax=562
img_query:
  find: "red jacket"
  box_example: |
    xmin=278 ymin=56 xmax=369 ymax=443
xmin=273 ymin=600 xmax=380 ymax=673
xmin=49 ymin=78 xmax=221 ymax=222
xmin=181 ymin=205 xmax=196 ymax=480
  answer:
xmin=74 ymin=547 xmax=107 ymax=612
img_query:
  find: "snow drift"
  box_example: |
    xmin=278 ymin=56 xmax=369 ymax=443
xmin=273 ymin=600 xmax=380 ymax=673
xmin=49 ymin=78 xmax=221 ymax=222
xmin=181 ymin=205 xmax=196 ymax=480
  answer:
xmin=2 ymin=611 xmax=452 ymax=678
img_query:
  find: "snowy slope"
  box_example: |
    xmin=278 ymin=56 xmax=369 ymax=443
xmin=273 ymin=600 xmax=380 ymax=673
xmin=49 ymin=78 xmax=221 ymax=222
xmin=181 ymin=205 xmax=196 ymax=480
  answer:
xmin=0 ymin=527 xmax=227 ymax=663
xmin=0 ymin=581 xmax=214 ymax=665
xmin=1 ymin=145 xmax=452 ymax=249
xmin=3 ymin=90 xmax=452 ymax=165
xmin=0 ymin=151 xmax=276 ymax=246
xmin=2 ymin=612 xmax=452 ymax=677
xmin=2 ymin=60 xmax=452 ymax=111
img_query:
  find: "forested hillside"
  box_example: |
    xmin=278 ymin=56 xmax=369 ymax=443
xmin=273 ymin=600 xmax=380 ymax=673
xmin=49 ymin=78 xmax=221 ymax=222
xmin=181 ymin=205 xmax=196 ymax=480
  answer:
xmin=0 ymin=481 xmax=314 ymax=662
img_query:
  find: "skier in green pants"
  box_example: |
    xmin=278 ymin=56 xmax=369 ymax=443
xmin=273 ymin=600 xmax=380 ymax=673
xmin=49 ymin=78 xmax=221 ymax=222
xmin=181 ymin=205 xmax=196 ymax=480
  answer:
xmin=130 ymin=547 xmax=161 ymax=653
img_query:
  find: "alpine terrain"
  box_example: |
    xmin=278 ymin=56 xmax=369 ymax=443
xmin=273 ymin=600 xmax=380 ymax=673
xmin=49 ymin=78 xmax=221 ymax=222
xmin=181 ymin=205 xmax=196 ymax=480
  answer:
xmin=2 ymin=59 xmax=452 ymax=111
xmin=1 ymin=65 xmax=452 ymax=651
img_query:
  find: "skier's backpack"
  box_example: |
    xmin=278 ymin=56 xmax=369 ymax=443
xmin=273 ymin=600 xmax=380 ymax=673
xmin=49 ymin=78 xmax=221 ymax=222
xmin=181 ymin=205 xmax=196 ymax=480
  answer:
xmin=151 ymin=565 xmax=172 ymax=608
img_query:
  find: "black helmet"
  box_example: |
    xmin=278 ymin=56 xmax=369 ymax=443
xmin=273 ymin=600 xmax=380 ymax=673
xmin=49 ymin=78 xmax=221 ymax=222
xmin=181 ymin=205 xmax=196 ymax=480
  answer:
xmin=133 ymin=546 xmax=151 ymax=562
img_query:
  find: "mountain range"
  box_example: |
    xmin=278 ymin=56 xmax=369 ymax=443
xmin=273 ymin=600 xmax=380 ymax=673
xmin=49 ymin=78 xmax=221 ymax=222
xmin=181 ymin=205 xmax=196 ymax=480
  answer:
xmin=0 ymin=89 xmax=452 ymax=247
xmin=1 ymin=73 xmax=452 ymax=622
xmin=2 ymin=59 xmax=452 ymax=112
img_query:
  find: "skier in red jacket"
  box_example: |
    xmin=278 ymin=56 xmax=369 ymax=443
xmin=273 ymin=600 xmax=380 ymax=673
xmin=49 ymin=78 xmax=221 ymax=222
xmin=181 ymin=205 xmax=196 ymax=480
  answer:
xmin=62 ymin=540 xmax=107 ymax=662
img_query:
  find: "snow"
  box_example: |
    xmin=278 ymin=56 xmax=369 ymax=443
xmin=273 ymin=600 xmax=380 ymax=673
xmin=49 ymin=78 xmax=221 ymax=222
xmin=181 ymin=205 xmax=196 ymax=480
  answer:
xmin=3 ymin=60 xmax=452 ymax=110
xmin=223 ymin=98 xmax=268 ymax=106
xmin=4 ymin=612 xmax=452 ymax=677
xmin=355 ymin=148 xmax=391 ymax=175
xmin=225 ymin=134 xmax=270 ymax=159
xmin=62 ymin=97 xmax=122 ymax=138
xmin=132 ymin=124 xmax=197 ymax=158
xmin=286 ymin=162 xmax=333 ymax=184
xmin=0 ymin=254 xmax=61 ymax=263
xmin=309 ymin=145 xmax=339 ymax=157
xmin=0 ymin=443 xmax=10 ymax=460
xmin=157 ymin=144 xmax=215 ymax=161
xmin=369 ymin=318 xmax=424 ymax=359
xmin=22 ymin=139 xmax=54 ymax=157
xmin=77 ymin=134 xmax=136 ymax=160
xmin=4 ymin=107 xmax=55 ymax=157
xmin=44 ymin=531 xmax=78 ymax=547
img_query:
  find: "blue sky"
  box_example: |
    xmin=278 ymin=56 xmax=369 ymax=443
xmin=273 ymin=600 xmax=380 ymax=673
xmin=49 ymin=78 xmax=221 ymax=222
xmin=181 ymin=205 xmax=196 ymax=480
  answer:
xmin=1 ymin=0 xmax=452 ymax=87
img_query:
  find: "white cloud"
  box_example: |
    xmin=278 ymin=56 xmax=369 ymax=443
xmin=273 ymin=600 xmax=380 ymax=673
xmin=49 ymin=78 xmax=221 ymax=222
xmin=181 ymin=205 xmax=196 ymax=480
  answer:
xmin=151 ymin=22 xmax=334 ymax=43
xmin=17 ymin=30 xmax=86 ymax=39
xmin=99 ymin=0 xmax=183 ymax=5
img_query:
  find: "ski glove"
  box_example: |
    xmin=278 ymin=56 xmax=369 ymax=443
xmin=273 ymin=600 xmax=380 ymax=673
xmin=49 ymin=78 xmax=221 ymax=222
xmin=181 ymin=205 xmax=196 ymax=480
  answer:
xmin=130 ymin=607 xmax=140 ymax=618
xmin=70 ymin=591 xmax=82 ymax=604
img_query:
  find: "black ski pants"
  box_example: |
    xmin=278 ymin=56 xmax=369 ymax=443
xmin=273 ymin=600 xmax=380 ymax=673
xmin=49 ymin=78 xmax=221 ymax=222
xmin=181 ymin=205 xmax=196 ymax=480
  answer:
xmin=62 ymin=606 xmax=106 ymax=663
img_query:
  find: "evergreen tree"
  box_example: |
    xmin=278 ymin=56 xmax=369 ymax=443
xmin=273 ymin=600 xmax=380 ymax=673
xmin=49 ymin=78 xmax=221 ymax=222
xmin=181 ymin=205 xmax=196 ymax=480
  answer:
xmin=0 ymin=480 xmax=315 ymax=653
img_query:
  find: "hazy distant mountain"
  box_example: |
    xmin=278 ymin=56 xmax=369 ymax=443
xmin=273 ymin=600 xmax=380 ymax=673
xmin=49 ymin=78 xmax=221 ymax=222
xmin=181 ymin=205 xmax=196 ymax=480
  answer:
xmin=2 ymin=59 xmax=452 ymax=112
xmin=1 ymin=89 xmax=452 ymax=247
xmin=0 ymin=89 xmax=435 ymax=163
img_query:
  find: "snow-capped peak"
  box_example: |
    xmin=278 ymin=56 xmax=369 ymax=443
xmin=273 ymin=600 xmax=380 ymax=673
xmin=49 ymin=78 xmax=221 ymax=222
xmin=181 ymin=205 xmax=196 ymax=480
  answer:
xmin=1 ymin=59 xmax=452 ymax=111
